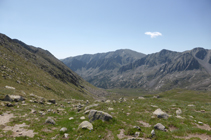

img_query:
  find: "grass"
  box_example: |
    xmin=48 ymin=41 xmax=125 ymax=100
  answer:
xmin=0 ymin=88 xmax=211 ymax=139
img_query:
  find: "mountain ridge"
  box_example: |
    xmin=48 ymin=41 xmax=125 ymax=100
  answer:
xmin=62 ymin=47 xmax=211 ymax=91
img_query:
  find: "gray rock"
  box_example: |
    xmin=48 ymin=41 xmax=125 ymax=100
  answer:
xmin=134 ymin=132 xmax=140 ymax=137
xmin=69 ymin=117 xmax=74 ymax=120
xmin=84 ymin=104 xmax=98 ymax=110
xmin=84 ymin=110 xmax=90 ymax=114
xmin=176 ymin=108 xmax=182 ymax=115
xmin=48 ymin=99 xmax=56 ymax=104
xmin=3 ymin=95 xmax=24 ymax=102
xmin=88 ymin=110 xmax=113 ymax=122
xmin=153 ymin=108 xmax=169 ymax=119
xmin=78 ymin=121 xmax=93 ymax=130
xmin=133 ymin=126 xmax=141 ymax=131
xmin=6 ymin=102 xmax=14 ymax=107
xmin=45 ymin=117 xmax=55 ymax=125
xmin=154 ymin=123 xmax=166 ymax=131
xmin=151 ymin=129 xmax=155 ymax=136
xmin=60 ymin=127 xmax=67 ymax=132
xmin=64 ymin=133 xmax=69 ymax=138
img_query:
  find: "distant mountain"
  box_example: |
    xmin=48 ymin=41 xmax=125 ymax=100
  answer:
xmin=62 ymin=48 xmax=211 ymax=91
xmin=0 ymin=33 xmax=107 ymax=100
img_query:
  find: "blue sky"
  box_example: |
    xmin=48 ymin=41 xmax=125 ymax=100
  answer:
xmin=0 ymin=0 xmax=210 ymax=59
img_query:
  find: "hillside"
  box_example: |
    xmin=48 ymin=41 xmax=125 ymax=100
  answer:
xmin=0 ymin=33 xmax=107 ymax=100
xmin=62 ymin=48 xmax=211 ymax=91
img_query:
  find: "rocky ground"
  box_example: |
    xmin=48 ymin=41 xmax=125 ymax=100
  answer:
xmin=0 ymin=87 xmax=211 ymax=140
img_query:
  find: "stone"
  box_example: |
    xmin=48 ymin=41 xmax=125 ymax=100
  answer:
xmin=78 ymin=121 xmax=93 ymax=130
xmin=3 ymin=95 xmax=13 ymax=102
xmin=108 ymin=107 xmax=114 ymax=111
xmin=6 ymin=102 xmax=14 ymax=107
xmin=133 ymin=126 xmax=141 ymax=130
xmin=135 ymin=132 xmax=140 ymax=137
xmin=60 ymin=127 xmax=67 ymax=132
xmin=48 ymin=99 xmax=56 ymax=104
xmin=5 ymin=86 xmax=15 ymax=90
xmin=188 ymin=104 xmax=195 ymax=107
xmin=176 ymin=108 xmax=182 ymax=115
xmin=88 ymin=110 xmax=113 ymax=122
xmin=69 ymin=117 xmax=74 ymax=120
xmin=80 ymin=116 xmax=85 ymax=120
xmin=151 ymin=129 xmax=155 ymax=136
xmin=105 ymin=100 xmax=111 ymax=103
xmin=3 ymin=95 xmax=24 ymax=102
xmin=84 ymin=104 xmax=98 ymax=110
xmin=45 ymin=117 xmax=55 ymax=125
xmin=153 ymin=108 xmax=168 ymax=119
xmin=176 ymin=115 xmax=185 ymax=119
xmin=138 ymin=97 xmax=145 ymax=99
xmin=154 ymin=123 xmax=166 ymax=131
xmin=64 ymin=133 xmax=69 ymax=138
xmin=84 ymin=110 xmax=90 ymax=114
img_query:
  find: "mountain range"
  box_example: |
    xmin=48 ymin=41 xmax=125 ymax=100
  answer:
xmin=62 ymin=48 xmax=211 ymax=91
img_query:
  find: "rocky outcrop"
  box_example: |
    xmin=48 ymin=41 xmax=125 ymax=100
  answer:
xmin=78 ymin=121 xmax=93 ymax=130
xmin=88 ymin=110 xmax=113 ymax=122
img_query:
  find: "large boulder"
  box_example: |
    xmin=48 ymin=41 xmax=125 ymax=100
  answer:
xmin=78 ymin=121 xmax=93 ymax=130
xmin=153 ymin=108 xmax=169 ymax=119
xmin=88 ymin=110 xmax=112 ymax=122
xmin=4 ymin=95 xmax=24 ymax=102
xmin=154 ymin=123 xmax=166 ymax=131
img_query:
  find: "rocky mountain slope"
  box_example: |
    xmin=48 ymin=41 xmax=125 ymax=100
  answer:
xmin=62 ymin=48 xmax=211 ymax=91
xmin=0 ymin=33 xmax=107 ymax=100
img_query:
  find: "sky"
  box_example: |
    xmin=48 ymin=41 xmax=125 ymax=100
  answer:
xmin=0 ymin=0 xmax=211 ymax=59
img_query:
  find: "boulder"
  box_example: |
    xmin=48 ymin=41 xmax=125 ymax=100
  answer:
xmin=45 ymin=117 xmax=55 ymax=125
xmin=5 ymin=86 xmax=15 ymax=90
xmin=176 ymin=108 xmax=182 ymax=115
xmin=3 ymin=95 xmax=24 ymax=102
xmin=69 ymin=117 xmax=74 ymax=120
xmin=60 ymin=127 xmax=67 ymax=132
xmin=80 ymin=116 xmax=85 ymax=120
xmin=154 ymin=123 xmax=166 ymax=131
xmin=151 ymin=129 xmax=155 ymax=137
xmin=48 ymin=99 xmax=56 ymax=104
xmin=153 ymin=108 xmax=169 ymax=119
xmin=78 ymin=121 xmax=93 ymax=130
xmin=138 ymin=97 xmax=145 ymax=99
xmin=6 ymin=102 xmax=14 ymax=107
xmin=84 ymin=104 xmax=98 ymax=110
xmin=88 ymin=110 xmax=112 ymax=122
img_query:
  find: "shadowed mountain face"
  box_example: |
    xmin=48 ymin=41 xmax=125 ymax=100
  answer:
xmin=62 ymin=48 xmax=211 ymax=91
xmin=0 ymin=33 xmax=107 ymax=99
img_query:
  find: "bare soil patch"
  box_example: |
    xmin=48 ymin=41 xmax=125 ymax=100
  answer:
xmin=138 ymin=120 xmax=151 ymax=127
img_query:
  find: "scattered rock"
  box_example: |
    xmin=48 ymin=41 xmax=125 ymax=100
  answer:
xmin=154 ymin=123 xmax=166 ymax=131
xmin=3 ymin=95 xmax=24 ymax=102
xmin=6 ymin=102 xmax=14 ymax=107
xmin=138 ymin=97 xmax=145 ymax=99
xmin=88 ymin=110 xmax=113 ymax=122
xmin=176 ymin=108 xmax=182 ymax=115
xmin=153 ymin=108 xmax=168 ymax=119
xmin=188 ymin=104 xmax=195 ymax=107
xmin=105 ymin=100 xmax=111 ymax=103
xmin=5 ymin=86 xmax=15 ymax=90
xmin=108 ymin=107 xmax=114 ymax=111
xmin=133 ymin=126 xmax=141 ymax=131
xmin=48 ymin=99 xmax=56 ymax=104
xmin=60 ymin=127 xmax=67 ymax=132
xmin=45 ymin=117 xmax=55 ymax=125
xmin=84 ymin=110 xmax=90 ymax=114
xmin=84 ymin=104 xmax=98 ymax=110
xmin=151 ymin=129 xmax=155 ymax=137
xmin=134 ymin=132 xmax=140 ymax=137
xmin=78 ymin=121 xmax=93 ymax=130
xmin=176 ymin=115 xmax=185 ymax=119
xmin=69 ymin=117 xmax=74 ymax=120
xmin=80 ymin=116 xmax=85 ymax=120
xmin=64 ymin=133 xmax=69 ymax=138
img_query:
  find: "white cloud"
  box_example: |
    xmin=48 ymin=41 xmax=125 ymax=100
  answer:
xmin=145 ymin=32 xmax=162 ymax=38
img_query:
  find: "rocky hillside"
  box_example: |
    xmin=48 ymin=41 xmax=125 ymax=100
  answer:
xmin=0 ymin=33 xmax=107 ymax=100
xmin=62 ymin=48 xmax=211 ymax=91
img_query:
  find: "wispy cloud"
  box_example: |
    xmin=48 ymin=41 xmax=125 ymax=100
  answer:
xmin=145 ymin=32 xmax=162 ymax=38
